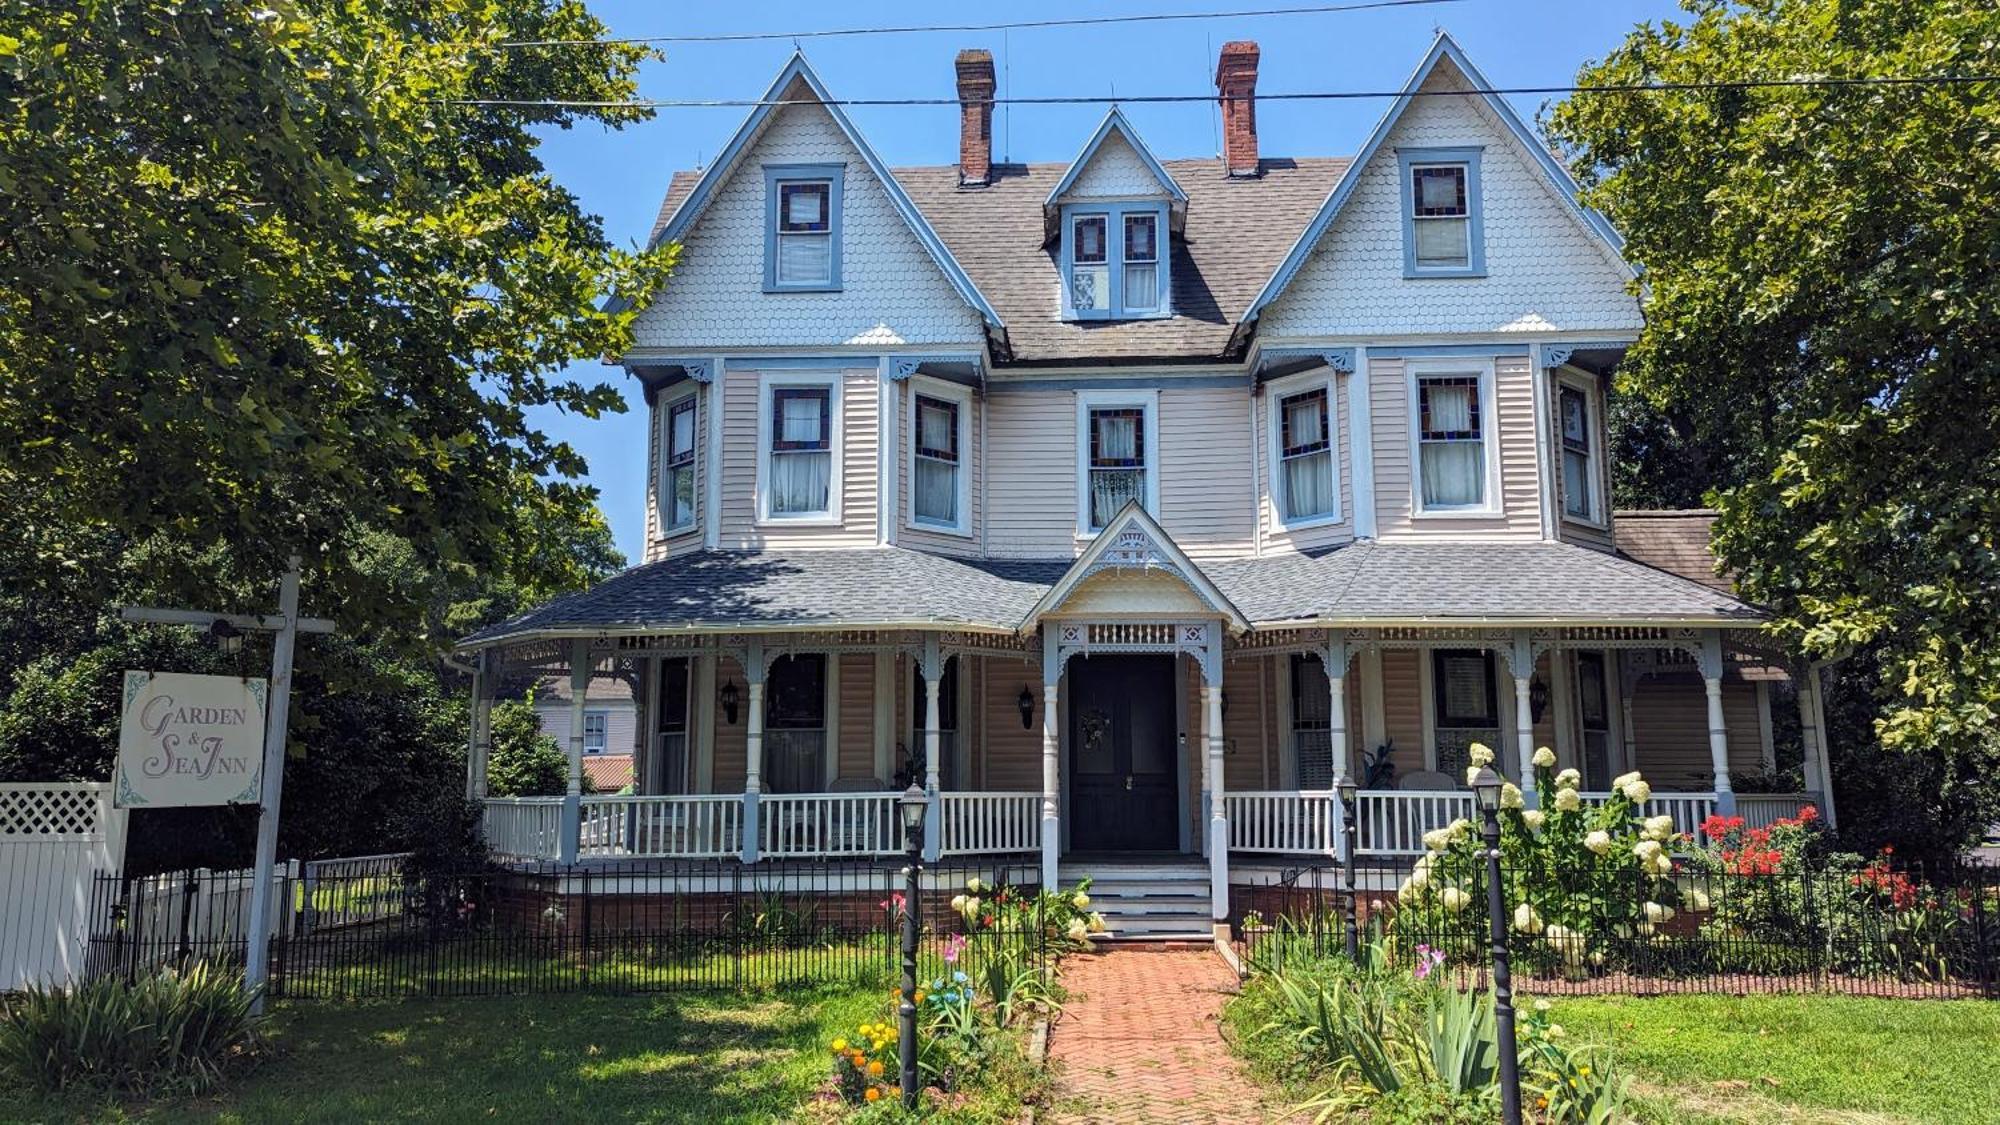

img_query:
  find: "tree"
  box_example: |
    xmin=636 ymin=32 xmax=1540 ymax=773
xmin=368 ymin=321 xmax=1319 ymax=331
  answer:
xmin=1547 ymin=0 xmax=2000 ymax=854
xmin=0 ymin=0 xmax=675 ymax=633
xmin=484 ymin=695 xmax=573 ymax=798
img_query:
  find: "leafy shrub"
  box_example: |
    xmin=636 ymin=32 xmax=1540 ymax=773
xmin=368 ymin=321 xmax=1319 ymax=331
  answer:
xmin=0 ymin=962 xmax=262 ymax=1096
xmin=948 ymin=875 xmax=1106 ymax=949
xmin=485 ymin=695 xmax=572 ymax=797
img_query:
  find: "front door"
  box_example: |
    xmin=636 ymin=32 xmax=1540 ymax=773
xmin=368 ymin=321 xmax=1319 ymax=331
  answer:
xmin=1068 ymin=654 xmax=1179 ymax=852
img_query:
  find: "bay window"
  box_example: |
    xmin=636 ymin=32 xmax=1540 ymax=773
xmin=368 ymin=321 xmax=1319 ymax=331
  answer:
xmin=1270 ymin=379 xmax=1339 ymax=525
xmin=758 ymin=375 xmax=840 ymax=522
xmin=1413 ymin=365 xmax=1493 ymax=513
xmin=663 ymin=393 xmax=697 ymax=533
xmin=1559 ymin=383 xmax=1599 ymax=522
xmin=1077 ymin=391 xmax=1158 ymax=533
xmin=909 ymin=383 xmax=969 ymax=534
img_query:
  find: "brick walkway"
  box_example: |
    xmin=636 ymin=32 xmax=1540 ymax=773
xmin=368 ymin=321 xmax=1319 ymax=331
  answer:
xmin=1047 ymin=946 xmax=1287 ymax=1123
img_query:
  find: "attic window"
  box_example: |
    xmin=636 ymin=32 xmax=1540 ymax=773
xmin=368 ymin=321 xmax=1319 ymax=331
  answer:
xmin=1397 ymin=147 xmax=1485 ymax=278
xmin=1062 ymin=203 xmax=1169 ymax=320
xmin=763 ymin=164 xmax=844 ymax=291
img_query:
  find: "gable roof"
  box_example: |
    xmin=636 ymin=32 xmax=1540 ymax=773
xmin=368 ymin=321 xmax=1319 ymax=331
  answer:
xmin=630 ymin=52 xmax=1003 ymax=330
xmin=1043 ymin=108 xmax=1189 ymax=226
xmin=1021 ymin=502 xmax=1252 ymax=632
xmin=1239 ymin=30 xmax=1631 ymax=333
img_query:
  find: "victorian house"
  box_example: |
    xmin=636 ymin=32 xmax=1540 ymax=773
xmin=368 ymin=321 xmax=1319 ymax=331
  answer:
xmin=460 ymin=33 xmax=1829 ymax=938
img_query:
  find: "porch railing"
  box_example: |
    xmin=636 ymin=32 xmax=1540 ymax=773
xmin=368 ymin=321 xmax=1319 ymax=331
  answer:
xmin=482 ymin=797 xmax=564 ymax=860
xmin=1354 ymin=790 xmax=1478 ymax=856
xmin=938 ymin=792 xmax=1041 ymax=856
xmin=1735 ymin=792 xmax=1819 ymax=829
xmin=1227 ymin=791 xmax=1340 ymax=856
xmin=578 ymin=794 xmax=744 ymax=859
xmin=759 ymin=792 xmax=902 ymax=859
xmin=1577 ymin=790 xmax=1715 ymax=838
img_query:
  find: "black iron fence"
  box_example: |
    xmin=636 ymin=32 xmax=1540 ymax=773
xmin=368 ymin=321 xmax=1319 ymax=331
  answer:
xmin=1234 ymin=860 xmax=2000 ymax=999
xmin=85 ymin=858 xmax=1048 ymax=1001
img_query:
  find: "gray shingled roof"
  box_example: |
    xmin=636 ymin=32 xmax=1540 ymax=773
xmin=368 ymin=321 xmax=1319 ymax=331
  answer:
xmin=461 ymin=541 xmax=1762 ymax=649
xmin=645 ymin=156 xmax=1348 ymax=364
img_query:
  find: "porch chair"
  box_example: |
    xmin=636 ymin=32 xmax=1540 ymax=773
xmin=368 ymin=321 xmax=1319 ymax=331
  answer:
xmin=1397 ymin=769 xmax=1458 ymax=790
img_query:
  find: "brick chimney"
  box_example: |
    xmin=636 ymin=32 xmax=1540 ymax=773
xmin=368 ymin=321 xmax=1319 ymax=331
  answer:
xmin=955 ymin=49 xmax=996 ymax=187
xmin=1215 ymin=40 xmax=1260 ymax=177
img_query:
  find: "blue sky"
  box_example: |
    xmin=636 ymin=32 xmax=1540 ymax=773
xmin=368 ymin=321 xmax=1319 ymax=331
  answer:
xmin=529 ymin=0 xmax=1682 ymax=563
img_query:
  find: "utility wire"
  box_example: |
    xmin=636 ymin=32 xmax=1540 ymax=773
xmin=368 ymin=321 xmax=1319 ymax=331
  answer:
xmin=475 ymin=0 xmax=1464 ymax=49
xmin=445 ymin=73 xmax=2000 ymax=109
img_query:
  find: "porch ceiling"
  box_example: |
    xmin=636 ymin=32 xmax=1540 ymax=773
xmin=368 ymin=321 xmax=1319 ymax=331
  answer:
xmin=458 ymin=539 xmax=1763 ymax=652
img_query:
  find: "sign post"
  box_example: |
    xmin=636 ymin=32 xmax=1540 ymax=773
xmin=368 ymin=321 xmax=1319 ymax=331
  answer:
xmin=120 ymin=558 xmax=331 ymax=1012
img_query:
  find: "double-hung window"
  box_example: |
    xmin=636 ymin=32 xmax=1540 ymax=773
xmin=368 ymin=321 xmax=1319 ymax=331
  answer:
xmin=763 ymin=164 xmax=843 ymax=291
xmin=763 ymin=380 xmax=836 ymax=520
xmin=1398 ymin=148 xmax=1484 ymax=277
xmin=1273 ymin=384 xmax=1338 ymax=524
xmin=1414 ymin=367 xmax=1492 ymax=512
xmin=1063 ymin=203 xmax=1169 ymax=320
xmin=1078 ymin=392 xmax=1157 ymax=532
xmin=662 ymin=393 xmax=697 ymax=533
xmin=910 ymin=386 xmax=968 ymax=533
xmin=1559 ymin=383 xmax=1599 ymax=522
xmin=582 ymin=712 xmax=608 ymax=756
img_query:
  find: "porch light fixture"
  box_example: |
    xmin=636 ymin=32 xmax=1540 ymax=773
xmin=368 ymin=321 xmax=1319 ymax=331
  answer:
xmin=208 ymin=618 xmax=244 ymax=655
xmin=899 ymin=782 xmax=930 ymax=836
xmin=719 ymin=678 xmax=740 ymax=725
xmin=1017 ymin=685 xmax=1035 ymax=729
xmin=1220 ymin=689 xmax=1228 ymax=720
xmin=1471 ymin=765 xmax=1504 ymax=814
xmin=1529 ymin=677 xmax=1550 ymax=724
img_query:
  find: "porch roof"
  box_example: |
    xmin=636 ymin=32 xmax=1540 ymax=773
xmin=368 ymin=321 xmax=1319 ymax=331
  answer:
xmin=459 ymin=539 xmax=1762 ymax=651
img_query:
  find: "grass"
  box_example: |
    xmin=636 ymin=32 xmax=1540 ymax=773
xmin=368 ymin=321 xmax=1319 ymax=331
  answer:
xmin=0 ymin=978 xmax=1043 ymax=1123
xmin=1544 ymin=994 xmax=2000 ymax=1125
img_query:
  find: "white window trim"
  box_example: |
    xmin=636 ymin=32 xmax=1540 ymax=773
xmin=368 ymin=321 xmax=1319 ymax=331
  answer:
xmin=905 ymin=375 xmax=973 ymax=538
xmin=582 ymin=709 xmax=610 ymax=755
xmin=1074 ymin=388 xmax=1161 ymax=536
xmin=755 ymin=370 xmax=844 ymax=527
xmin=1406 ymin=357 xmax=1504 ymax=519
xmin=1264 ymin=367 xmax=1344 ymax=531
xmin=1555 ymin=370 xmax=1610 ymax=530
xmin=658 ymin=383 xmax=700 ymax=537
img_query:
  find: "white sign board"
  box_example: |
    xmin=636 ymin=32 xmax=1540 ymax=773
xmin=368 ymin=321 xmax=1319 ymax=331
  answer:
xmin=116 ymin=672 xmax=267 ymax=808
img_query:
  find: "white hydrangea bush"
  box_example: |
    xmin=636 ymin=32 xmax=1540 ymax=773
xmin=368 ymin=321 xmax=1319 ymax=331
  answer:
xmin=1390 ymin=745 xmax=1688 ymax=974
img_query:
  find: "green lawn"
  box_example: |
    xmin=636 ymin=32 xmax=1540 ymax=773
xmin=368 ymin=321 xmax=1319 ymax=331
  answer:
xmin=1544 ymin=994 xmax=2000 ymax=1125
xmin=0 ymin=981 xmax=1037 ymax=1124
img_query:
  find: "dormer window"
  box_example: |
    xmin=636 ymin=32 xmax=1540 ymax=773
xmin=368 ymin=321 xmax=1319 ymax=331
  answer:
xmin=1397 ymin=147 xmax=1485 ymax=278
xmin=763 ymin=164 xmax=844 ymax=292
xmin=1061 ymin=203 xmax=1170 ymax=320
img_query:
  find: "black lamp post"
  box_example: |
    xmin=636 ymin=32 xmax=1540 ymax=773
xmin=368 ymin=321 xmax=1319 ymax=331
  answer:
xmin=896 ymin=783 xmax=928 ymax=1111
xmin=1470 ymin=766 xmax=1522 ymax=1125
xmin=1336 ymin=777 xmax=1360 ymax=962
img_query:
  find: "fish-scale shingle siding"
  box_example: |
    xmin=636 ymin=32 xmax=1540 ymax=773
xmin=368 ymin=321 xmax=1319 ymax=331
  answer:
xmin=1259 ymin=67 xmax=1641 ymax=338
xmin=1062 ymin=131 xmax=1171 ymax=199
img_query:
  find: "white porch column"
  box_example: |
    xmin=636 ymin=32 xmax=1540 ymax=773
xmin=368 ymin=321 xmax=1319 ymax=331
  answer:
xmin=1039 ymin=640 xmax=1060 ymax=891
xmin=1507 ymin=631 xmax=1539 ymax=806
xmin=919 ymin=636 xmax=945 ymax=862
xmin=1204 ymin=647 xmax=1229 ymax=928
xmin=465 ymin=649 xmax=493 ymax=801
xmin=1700 ymin=631 xmax=1736 ymax=814
xmin=1324 ymin=639 xmax=1350 ymax=783
xmin=561 ymin=639 xmax=590 ymax=863
xmin=741 ymin=639 xmax=767 ymax=863
xmin=1799 ymin=663 xmax=1838 ymax=828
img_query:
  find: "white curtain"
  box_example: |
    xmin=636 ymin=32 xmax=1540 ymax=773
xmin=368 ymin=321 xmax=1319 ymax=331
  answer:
xmin=1123 ymin=264 xmax=1158 ymax=310
xmin=1421 ymin=383 xmax=1481 ymax=506
xmin=777 ymin=233 xmax=831 ymax=285
xmin=1414 ymin=217 xmax=1468 ymax=267
xmin=1090 ymin=470 xmax=1142 ymax=528
xmin=1096 ymin=413 xmax=1137 ymax=459
xmin=1284 ymin=450 xmax=1333 ymax=519
xmin=770 ymin=451 xmax=830 ymax=514
xmin=915 ymin=459 xmax=956 ymax=523
xmin=780 ymin=396 xmax=822 ymax=444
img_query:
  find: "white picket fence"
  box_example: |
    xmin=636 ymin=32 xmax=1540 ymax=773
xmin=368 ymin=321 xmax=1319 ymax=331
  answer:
xmin=938 ymin=792 xmax=1041 ymax=856
xmin=1 ymin=782 xmax=128 ymax=991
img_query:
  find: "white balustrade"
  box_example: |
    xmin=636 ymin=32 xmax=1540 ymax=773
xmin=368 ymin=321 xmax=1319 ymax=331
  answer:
xmin=578 ymin=794 xmax=744 ymax=859
xmin=759 ymin=792 xmax=902 ymax=859
xmin=938 ymin=792 xmax=1041 ymax=856
xmin=481 ymin=797 xmax=565 ymax=860
xmin=1226 ymin=791 xmax=1341 ymax=856
xmin=1577 ymin=791 xmax=1716 ymax=839
xmin=1735 ymin=793 xmax=1817 ymax=830
xmin=1353 ymin=790 xmax=1477 ymax=856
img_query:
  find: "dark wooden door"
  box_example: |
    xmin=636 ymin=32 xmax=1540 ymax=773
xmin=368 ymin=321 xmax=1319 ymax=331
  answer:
xmin=1068 ymin=655 xmax=1180 ymax=852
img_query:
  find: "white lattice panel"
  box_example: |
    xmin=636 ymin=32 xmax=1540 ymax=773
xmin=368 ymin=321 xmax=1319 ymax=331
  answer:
xmin=0 ymin=784 xmax=105 ymax=840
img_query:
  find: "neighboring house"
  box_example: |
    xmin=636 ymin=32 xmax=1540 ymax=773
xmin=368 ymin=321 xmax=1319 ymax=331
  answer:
xmin=462 ymin=32 xmax=1832 ymax=934
xmin=532 ymin=677 xmax=638 ymax=792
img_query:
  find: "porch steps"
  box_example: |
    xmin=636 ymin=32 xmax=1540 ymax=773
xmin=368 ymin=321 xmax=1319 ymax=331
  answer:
xmin=1061 ymin=862 xmax=1214 ymax=941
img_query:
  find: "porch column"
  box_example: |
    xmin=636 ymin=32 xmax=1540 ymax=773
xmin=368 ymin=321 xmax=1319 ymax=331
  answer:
xmin=1699 ymin=631 xmax=1736 ymax=814
xmin=919 ymin=636 xmax=945 ymax=863
xmin=1507 ymin=631 xmax=1539 ymax=806
xmin=561 ymin=639 xmax=589 ymax=864
xmin=1204 ymin=648 xmax=1229 ymax=928
xmin=1798 ymin=663 xmax=1838 ymax=828
xmin=465 ymin=649 xmax=492 ymax=801
xmin=1320 ymin=640 xmax=1352 ymax=780
xmin=1039 ymin=642 xmax=1060 ymax=891
xmin=741 ymin=640 xmax=766 ymax=863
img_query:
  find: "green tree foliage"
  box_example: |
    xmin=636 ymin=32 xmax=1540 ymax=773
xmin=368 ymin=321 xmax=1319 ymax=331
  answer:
xmin=1547 ymin=0 xmax=2000 ymax=852
xmin=0 ymin=0 xmax=675 ymax=634
xmin=484 ymin=695 xmax=573 ymax=798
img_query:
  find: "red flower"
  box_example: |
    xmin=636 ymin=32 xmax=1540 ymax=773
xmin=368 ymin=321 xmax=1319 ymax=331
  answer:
xmin=1797 ymin=805 xmax=1819 ymax=823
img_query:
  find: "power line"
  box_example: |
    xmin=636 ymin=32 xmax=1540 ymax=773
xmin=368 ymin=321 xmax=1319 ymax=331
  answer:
xmin=444 ymin=73 xmax=2000 ymax=110
xmin=476 ymin=0 xmax=1465 ymax=49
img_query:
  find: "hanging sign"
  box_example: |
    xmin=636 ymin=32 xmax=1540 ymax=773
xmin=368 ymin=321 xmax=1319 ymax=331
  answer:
xmin=115 ymin=671 xmax=267 ymax=807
